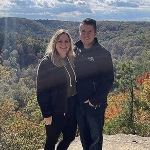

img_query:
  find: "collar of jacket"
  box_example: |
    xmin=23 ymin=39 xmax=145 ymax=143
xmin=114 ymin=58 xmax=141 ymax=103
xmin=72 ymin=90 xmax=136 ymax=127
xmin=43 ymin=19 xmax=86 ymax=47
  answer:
xmin=75 ymin=37 xmax=99 ymax=49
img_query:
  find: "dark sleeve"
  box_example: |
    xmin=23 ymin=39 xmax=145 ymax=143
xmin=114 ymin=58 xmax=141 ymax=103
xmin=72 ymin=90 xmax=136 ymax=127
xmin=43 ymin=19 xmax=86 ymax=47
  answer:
xmin=90 ymin=51 xmax=114 ymax=105
xmin=36 ymin=58 xmax=53 ymax=118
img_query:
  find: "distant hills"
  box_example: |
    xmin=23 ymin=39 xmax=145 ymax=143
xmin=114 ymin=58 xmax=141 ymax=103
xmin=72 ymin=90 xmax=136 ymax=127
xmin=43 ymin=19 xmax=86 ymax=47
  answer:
xmin=0 ymin=17 xmax=150 ymax=64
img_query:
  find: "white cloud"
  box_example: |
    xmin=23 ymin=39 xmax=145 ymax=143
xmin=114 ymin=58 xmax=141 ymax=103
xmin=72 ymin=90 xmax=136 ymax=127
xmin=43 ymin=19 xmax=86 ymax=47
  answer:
xmin=0 ymin=0 xmax=150 ymax=21
xmin=74 ymin=0 xmax=87 ymax=6
xmin=108 ymin=1 xmax=139 ymax=8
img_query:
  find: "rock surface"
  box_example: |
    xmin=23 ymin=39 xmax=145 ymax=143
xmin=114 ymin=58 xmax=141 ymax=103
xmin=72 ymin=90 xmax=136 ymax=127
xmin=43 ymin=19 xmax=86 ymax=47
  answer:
xmin=68 ymin=134 xmax=150 ymax=150
xmin=39 ymin=134 xmax=150 ymax=150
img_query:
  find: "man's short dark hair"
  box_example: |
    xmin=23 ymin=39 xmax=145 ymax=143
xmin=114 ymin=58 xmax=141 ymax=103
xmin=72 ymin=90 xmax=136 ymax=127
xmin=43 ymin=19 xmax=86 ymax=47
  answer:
xmin=79 ymin=18 xmax=97 ymax=33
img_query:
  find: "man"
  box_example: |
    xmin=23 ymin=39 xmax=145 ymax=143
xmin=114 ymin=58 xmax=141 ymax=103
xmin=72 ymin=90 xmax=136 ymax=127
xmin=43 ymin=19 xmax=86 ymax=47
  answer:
xmin=74 ymin=18 xmax=114 ymax=150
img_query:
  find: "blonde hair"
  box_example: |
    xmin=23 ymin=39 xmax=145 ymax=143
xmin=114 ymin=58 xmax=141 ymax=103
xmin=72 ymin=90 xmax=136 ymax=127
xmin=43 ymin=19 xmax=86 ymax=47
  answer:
xmin=45 ymin=29 xmax=75 ymax=67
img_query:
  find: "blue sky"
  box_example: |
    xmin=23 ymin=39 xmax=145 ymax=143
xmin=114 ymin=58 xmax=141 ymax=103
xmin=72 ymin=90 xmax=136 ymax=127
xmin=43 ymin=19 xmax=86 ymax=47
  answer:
xmin=0 ymin=0 xmax=150 ymax=22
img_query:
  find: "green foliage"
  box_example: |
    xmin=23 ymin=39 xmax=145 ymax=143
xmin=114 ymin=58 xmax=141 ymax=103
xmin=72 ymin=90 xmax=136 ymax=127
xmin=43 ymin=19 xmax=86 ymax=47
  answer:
xmin=104 ymin=75 xmax=150 ymax=136
xmin=134 ymin=123 xmax=150 ymax=137
xmin=1 ymin=115 xmax=45 ymax=150
xmin=0 ymin=66 xmax=17 ymax=104
xmin=104 ymin=100 xmax=133 ymax=135
xmin=104 ymin=99 xmax=150 ymax=136
xmin=0 ymin=31 xmax=4 ymax=51
xmin=116 ymin=61 xmax=136 ymax=92
xmin=25 ymin=95 xmax=43 ymax=122
xmin=0 ymin=99 xmax=45 ymax=150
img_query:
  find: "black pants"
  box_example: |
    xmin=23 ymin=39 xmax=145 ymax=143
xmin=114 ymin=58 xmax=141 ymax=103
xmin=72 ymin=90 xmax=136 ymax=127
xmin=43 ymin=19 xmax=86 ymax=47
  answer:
xmin=44 ymin=96 xmax=77 ymax=150
xmin=76 ymin=102 xmax=107 ymax=150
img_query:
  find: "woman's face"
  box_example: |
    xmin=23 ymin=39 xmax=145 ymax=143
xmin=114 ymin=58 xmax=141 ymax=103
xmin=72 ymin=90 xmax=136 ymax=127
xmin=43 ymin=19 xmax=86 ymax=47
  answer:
xmin=56 ymin=33 xmax=71 ymax=58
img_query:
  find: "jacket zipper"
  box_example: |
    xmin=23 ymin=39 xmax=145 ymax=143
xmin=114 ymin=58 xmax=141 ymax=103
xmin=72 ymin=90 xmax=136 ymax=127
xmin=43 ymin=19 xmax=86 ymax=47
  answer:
xmin=93 ymin=81 xmax=96 ymax=91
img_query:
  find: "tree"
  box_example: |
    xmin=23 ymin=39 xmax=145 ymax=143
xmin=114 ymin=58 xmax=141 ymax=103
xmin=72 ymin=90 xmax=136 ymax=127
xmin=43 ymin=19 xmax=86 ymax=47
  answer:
xmin=117 ymin=61 xmax=136 ymax=134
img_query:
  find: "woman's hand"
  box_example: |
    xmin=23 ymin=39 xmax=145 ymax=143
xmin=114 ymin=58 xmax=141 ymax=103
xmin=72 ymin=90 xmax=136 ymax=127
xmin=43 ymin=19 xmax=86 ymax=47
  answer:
xmin=44 ymin=117 xmax=52 ymax=125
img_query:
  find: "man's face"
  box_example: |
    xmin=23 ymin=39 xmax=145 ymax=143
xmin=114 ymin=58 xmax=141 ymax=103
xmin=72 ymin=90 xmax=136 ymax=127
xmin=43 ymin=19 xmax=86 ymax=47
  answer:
xmin=79 ymin=24 xmax=96 ymax=49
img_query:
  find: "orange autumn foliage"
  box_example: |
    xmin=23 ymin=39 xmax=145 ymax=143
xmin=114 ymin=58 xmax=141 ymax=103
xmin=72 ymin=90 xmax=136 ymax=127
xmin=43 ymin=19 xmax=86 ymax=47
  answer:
xmin=136 ymin=72 xmax=150 ymax=85
xmin=105 ymin=72 xmax=150 ymax=122
xmin=136 ymin=72 xmax=150 ymax=104
xmin=105 ymin=93 xmax=127 ymax=121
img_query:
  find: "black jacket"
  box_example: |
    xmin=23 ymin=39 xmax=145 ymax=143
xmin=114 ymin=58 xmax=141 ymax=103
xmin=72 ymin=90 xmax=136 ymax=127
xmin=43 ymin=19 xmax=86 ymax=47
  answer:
xmin=36 ymin=56 xmax=68 ymax=118
xmin=74 ymin=38 xmax=114 ymax=106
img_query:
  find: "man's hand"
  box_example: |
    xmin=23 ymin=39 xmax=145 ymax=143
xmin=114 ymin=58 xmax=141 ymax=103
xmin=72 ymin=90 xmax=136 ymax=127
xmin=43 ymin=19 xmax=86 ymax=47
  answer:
xmin=44 ymin=117 xmax=52 ymax=125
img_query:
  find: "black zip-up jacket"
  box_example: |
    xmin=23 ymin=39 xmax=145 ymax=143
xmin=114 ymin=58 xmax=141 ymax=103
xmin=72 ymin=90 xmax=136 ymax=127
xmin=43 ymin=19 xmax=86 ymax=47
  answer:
xmin=74 ymin=38 xmax=114 ymax=106
xmin=36 ymin=56 xmax=68 ymax=118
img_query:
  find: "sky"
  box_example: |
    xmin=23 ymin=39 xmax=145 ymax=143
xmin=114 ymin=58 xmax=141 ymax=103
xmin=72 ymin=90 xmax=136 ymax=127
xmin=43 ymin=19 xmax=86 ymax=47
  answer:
xmin=0 ymin=0 xmax=150 ymax=22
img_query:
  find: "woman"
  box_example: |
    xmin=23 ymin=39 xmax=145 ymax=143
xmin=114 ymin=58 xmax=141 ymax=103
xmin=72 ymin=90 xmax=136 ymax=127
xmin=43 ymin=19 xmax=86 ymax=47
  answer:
xmin=36 ymin=29 xmax=77 ymax=150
